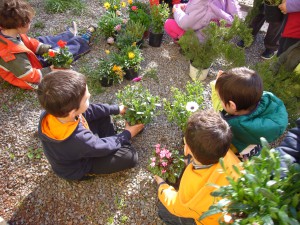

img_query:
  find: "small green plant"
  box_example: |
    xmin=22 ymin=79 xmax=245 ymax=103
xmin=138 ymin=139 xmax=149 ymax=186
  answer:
xmin=116 ymin=83 xmax=160 ymax=125
xmin=148 ymin=144 xmax=185 ymax=184
xmin=264 ymin=0 xmax=281 ymax=6
xmin=103 ymin=0 xmax=126 ymax=13
xmin=27 ymin=148 xmax=43 ymax=160
xmin=43 ymin=40 xmax=73 ymax=69
xmin=150 ymin=3 xmax=169 ymax=34
xmin=45 ymin=0 xmax=85 ymax=14
xmin=119 ymin=45 xmax=143 ymax=71
xmin=120 ymin=215 xmax=128 ymax=223
xmin=97 ymin=54 xmax=125 ymax=85
xmin=163 ymin=81 xmax=204 ymax=131
xmin=116 ymin=21 xmax=146 ymax=48
xmin=115 ymin=195 xmax=126 ymax=209
xmin=98 ymin=11 xmax=123 ymax=39
xmin=128 ymin=1 xmax=151 ymax=30
xmin=200 ymin=138 xmax=300 ymax=224
xmin=33 ymin=21 xmax=45 ymax=29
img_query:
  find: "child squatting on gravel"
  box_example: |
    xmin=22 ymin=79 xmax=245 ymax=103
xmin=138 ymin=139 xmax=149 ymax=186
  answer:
xmin=211 ymin=67 xmax=288 ymax=160
xmin=0 ymin=0 xmax=94 ymax=90
xmin=37 ymin=70 xmax=144 ymax=181
xmin=154 ymin=110 xmax=241 ymax=225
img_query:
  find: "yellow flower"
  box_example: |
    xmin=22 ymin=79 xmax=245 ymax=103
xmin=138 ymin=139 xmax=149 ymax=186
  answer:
xmin=132 ymin=42 xmax=136 ymax=47
xmin=128 ymin=0 xmax=133 ymax=5
xmin=112 ymin=65 xmax=122 ymax=72
xmin=128 ymin=52 xmax=135 ymax=59
xmin=105 ymin=50 xmax=110 ymax=54
xmin=104 ymin=2 xmax=110 ymax=9
xmin=114 ymin=5 xmax=118 ymax=9
xmin=121 ymin=2 xmax=126 ymax=7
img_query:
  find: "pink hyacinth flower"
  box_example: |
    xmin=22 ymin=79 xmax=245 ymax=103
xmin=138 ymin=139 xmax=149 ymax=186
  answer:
xmin=162 ymin=162 xmax=168 ymax=167
xmin=114 ymin=24 xmax=121 ymax=31
xmin=150 ymin=162 xmax=156 ymax=167
xmin=162 ymin=170 xmax=166 ymax=174
xmin=151 ymin=157 xmax=156 ymax=162
xmin=166 ymin=152 xmax=172 ymax=159
xmin=159 ymin=151 xmax=166 ymax=158
xmin=107 ymin=37 xmax=115 ymax=44
xmin=132 ymin=76 xmax=142 ymax=82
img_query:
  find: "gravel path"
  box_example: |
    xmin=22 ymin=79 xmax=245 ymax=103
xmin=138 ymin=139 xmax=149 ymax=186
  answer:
xmin=0 ymin=0 xmax=266 ymax=224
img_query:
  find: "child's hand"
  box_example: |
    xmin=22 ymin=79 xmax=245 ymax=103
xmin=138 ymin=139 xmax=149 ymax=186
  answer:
xmin=154 ymin=175 xmax=165 ymax=185
xmin=278 ymin=0 xmax=287 ymax=14
xmin=119 ymin=105 xmax=126 ymax=115
xmin=125 ymin=122 xmax=144 ymax=138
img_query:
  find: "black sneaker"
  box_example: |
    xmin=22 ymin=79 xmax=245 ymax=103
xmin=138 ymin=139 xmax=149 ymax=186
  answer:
xmin=261 ymin=49 xmax=277 ymax=60
xmin=236 ymin=40 xmax=245 ymax=48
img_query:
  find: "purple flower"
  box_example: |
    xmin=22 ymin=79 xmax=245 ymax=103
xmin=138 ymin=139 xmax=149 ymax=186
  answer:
xmin=132 ymin=76 xmax=142 ymax=82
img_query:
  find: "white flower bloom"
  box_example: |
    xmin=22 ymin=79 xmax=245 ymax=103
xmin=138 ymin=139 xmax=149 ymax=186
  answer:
xmin=186 ymin=101 xmax=199 ymax=112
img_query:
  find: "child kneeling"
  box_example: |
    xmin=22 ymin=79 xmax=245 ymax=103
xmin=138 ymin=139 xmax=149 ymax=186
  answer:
xmin=37 ymin=70 xmax=144 ymax=180
xmin=154 ymin=110 xmax=241 ymax=225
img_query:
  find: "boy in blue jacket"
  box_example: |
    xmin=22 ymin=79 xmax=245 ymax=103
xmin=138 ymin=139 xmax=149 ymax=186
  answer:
xmin=211 ymin=67 xmax=288 ymax=159
xmin=37 ymin=70 xmax=144 ymax=180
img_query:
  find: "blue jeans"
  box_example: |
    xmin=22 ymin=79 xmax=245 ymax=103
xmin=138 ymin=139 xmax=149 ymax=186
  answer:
xmin=158 ymin=202 xmax=196 ymax=225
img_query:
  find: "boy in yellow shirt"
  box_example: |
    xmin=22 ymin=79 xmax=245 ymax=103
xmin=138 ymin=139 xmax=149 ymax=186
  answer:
xmin=154 ymin=110 xmax=241 ymax=225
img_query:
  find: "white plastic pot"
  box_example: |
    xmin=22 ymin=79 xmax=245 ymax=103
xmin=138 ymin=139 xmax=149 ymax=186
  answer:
xmin=189 ymin=63 xmax=209 ymax=81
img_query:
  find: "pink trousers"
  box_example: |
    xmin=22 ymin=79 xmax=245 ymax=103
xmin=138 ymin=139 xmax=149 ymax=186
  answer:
xmin=164 ymin=19 xmax=186 ymax=40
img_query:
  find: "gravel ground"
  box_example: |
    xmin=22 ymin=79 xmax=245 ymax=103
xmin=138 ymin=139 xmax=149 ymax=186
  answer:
xmin=0 ymin=0 xmax=267 ymax=224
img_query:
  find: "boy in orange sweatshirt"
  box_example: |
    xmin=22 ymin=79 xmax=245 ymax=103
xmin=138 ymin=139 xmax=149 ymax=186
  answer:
xmin=154 ymin=110 xmax=241 ymax=225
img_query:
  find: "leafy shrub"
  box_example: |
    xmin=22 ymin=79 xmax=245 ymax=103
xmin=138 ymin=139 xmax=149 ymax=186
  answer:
xmin=150 ymin=3 xmax=169 ymax=34
xmin=128 ymin=1 xmax=151 ymax=30
xmin=200 ymin=138 xmax=300 ymax=225
xmin=116 ymin=83 xmax=160 ymax=125
xmin=116 ymin=21 xmax=146 ymax=48
xmin=163 ymin=81 xmax=204 ymax=132
xmin=98 ymin=11 xmax=123 ymax=38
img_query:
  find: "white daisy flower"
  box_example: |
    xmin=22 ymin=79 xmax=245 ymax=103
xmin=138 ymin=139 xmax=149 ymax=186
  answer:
xmin=186 ymin=101 xmax=199 ymax=112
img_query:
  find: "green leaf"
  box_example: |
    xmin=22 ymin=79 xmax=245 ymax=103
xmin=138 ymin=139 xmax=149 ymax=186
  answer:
xmin=198 ymin=208 xmax=222 ymax=221
xmin=261 ymin=215 xmax=274 ymax=225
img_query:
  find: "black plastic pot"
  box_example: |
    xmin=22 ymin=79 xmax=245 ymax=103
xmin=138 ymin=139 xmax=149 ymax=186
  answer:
xmin=100 ymin=77 xmax=113 ymax=87
xmin=124 ymin=68 xmax=138 ymax=80
xmin=264 ymin=3 xmax=283 ymax=23
xmin=149 ymin=32 xmax=163 ymax=47
xmin=136 ymin=39 xmax=144 ymax=48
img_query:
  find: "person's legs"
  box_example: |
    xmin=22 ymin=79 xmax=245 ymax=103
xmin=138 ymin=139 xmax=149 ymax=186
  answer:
xmin=264 ymin=21 xmax=284 ymax=51
xmin=249 ymin=4 xmax=266 ymax=37
xmin=277 ymin=37 xmax=300 ymax=56
xmin=157 ymin=202 xmax=196 ymax=225
xmin=88 ymin=145 xmax=138 ymax=174
xmin=164 ymin=19 xmax=185 ymax=41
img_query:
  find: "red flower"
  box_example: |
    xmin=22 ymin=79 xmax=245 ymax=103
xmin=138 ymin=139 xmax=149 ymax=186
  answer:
xmin=48 ymin=50 xmax=56 ymax=58
xmin=131 ymin=5 xmax=138 ymax=11
xmin=57 ymin=40 xmax=67 ymax=48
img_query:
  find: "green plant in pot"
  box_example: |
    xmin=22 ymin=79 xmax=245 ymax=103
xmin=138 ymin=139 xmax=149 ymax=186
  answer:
xmin=97 ymin=53 xmax=125 ymax=87
xmin=116 ymin=83 xmax=161 ymax=125
xmin=98 ymin=11 xmax=123 ymax=42
xmin=119 ymin=45 xmax=143 ymax=80
xmin=163 ymin=81 xmax=204 ymax=132
xmin=200 ymin=138 xmax=300 ymax=225
xmin=149 ymin=2 xmax=169 ymax=47
xmin=128 ymin=1 xmax=151 ymax=34
xmin=116 ymin=20 xmax=146 ymax=49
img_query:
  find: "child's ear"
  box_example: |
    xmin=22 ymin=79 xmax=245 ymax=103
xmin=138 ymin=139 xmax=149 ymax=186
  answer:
xmin=229 ymin=100 xmax=237 ymax=111
xmin=68 ymin=109 xmax=77 ymax=119
xmin=184 ymin=144 xmax=191 ymax=156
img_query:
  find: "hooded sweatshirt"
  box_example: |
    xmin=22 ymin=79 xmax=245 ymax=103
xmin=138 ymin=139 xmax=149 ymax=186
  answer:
xmin=158 ymin=150 xmax=241 ymax=225
xmin=38 ymin=103 xmax=131 ymax=180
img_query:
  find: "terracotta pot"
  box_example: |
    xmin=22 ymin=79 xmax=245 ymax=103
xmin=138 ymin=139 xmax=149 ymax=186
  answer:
xmin=264 ymin=3 xmax=283 ymax=23
xmin=189 ymin=63 xmax=209 ymax=81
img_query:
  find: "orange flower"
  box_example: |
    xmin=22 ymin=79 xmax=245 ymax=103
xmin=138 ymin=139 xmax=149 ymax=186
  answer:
xmin=112 ymin=65 xmax=122 ymax=72
xmin=48 ymin=50 xmax=56 ymax=58
xmin=57 ymin=40 xmax=67 ymax=48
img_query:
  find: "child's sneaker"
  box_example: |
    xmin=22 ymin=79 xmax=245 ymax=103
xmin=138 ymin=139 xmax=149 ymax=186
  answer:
xmin=67 ymin=21 xmax=78 ymax=36
xmin=236 ymin=40 xmax=245 ymax=48
xmin=261 ymin=49 xmax=277 ymax=60
xmin=81 ymin=24 xmax=97 ymax=44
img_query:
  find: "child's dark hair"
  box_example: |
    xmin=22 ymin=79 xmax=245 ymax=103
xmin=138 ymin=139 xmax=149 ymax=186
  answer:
xmin=215 ymin=67 xmax=263 ymax=111
xmin=37 ymin=71 xmax=87 ymax=118
xmin=184 ymin=110 xmax=232 ymax=165
xmin=0 ymin=0 xmax=35 ymax=29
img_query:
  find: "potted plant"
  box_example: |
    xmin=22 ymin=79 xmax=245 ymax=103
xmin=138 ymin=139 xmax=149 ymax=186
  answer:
xmin=115 ymin=83 xmax=161 ymax=125
xmin=163 ymin=81 xmax=204 ymax=132
xmin=98 ymin=11 xmax=123 ymax=43
xmin=43 ymin=40 xmax=73 ymax=69
xmin=128 ymin=1 xmax=151 ymax=38
xmin=119 ymin=45 xmax=144 ymax=80
xmin=264 ymin=0 xmax=283 ymax=23
xmin=97 ymin=53 xmax=125 ymax=87
xmin=103 ymin=0 xmax=127 ymax=13
xmin=199 ymin=138 xmax=300 ymax=224
xmin=179 ymin=17 xmax=253 ymax=80
xmin=148 ymin=144 xmax=185 ymax=184
xmin=116 ymin=20 xmax=146 ymax=49
xmin=149 ymin=2 xmax=169 ymax=47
